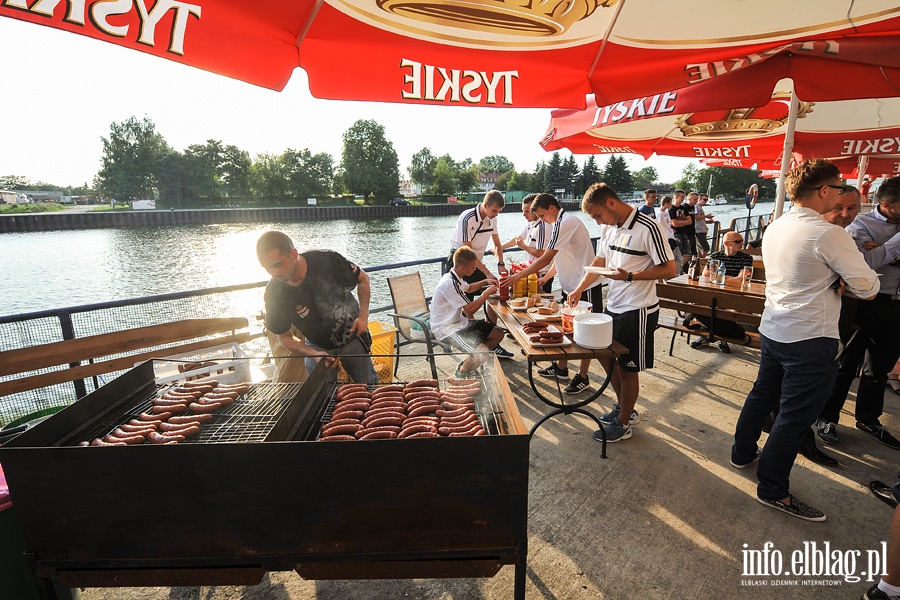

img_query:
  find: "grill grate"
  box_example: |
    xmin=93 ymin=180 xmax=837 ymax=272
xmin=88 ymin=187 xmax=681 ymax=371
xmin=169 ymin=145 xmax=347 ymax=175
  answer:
xmin=116 ymin=382 xmax=304 ymax=444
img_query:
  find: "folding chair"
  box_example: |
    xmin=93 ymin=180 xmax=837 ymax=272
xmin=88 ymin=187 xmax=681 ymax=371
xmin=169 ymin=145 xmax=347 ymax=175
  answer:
xmin=387 ymin=272 xmax=450 ymax=380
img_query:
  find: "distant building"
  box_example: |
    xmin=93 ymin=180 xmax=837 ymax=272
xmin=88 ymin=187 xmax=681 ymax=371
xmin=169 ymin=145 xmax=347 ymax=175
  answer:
xmin=399 ymin=180 xmax=424 ymax=197
xmin=478 ymin=173 xmax=501 ymax=192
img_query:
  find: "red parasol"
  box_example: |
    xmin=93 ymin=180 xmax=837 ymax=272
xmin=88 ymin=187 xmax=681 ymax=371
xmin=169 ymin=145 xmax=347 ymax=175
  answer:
xmin=2 ymin=1 xmax=900 ymax=110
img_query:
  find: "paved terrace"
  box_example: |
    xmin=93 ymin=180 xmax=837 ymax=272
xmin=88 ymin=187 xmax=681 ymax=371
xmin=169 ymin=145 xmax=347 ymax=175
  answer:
xmin=82 ymin=324 xmax=899 ymax=600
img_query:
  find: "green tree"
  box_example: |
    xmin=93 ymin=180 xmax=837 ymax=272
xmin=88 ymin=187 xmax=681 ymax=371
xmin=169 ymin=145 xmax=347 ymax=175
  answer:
xmin=431 ymin=156 xmax=457 ymax=196
xmin=632 ymin=166 xmax=659 ymax=191
xmin=577 ymin=156 xmax=601 ymax=196
xmin=97 ymin=116 xmax=170 ymax=200
xmin=0 ymin=175 xmax=32 ymax=189
xmin=602 ymin=155 xmax=633 ymax=195
xmin=675 ymin=162 xmax=701 ymax=192
xmin=341 ymin=119 xmax=400 ymax=204
xmin=250 ymin=152 xmax=292 ymax=199
xmin=157 ymin=151 xmax=194 ymax=207
xmin=455 ymin=158 xmax=478 ymax=195
xmin=220 ymin=144 xmax=252 ymax=198
xmin=533 ymin=161 xmax=548 ymax=193
xmin=184 ymin=139 xmax=224 ymax=199
xmin=478 ymin=155 xmax=515 ymax=174
xmin=543 ymin=152 xmax=567 ymax=196
xmin=283 ymin=148 xmax=334 ymax=198
xmin=702 ymin=166 xmax=776 ymax=201
xmin=503 ymin=170 xmax=534 ymax=192
xmin=409 ymin=147 xmax=437 ymax=191
xmin=562 ymin=155 xmax=580 ymax=196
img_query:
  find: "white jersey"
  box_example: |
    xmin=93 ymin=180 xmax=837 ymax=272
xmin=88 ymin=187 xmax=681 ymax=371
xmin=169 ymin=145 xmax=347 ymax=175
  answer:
xmin=546 ymin=208 xmax=601 ymax=294
xmin=656 ymin=207 xmax=675 ymax=239
xmin=520 ymin=219 xmax=552 ymax=275
xmin=450 ymin=206 xmax=496 ymax=256
xmin=596 ymin=207 xmax=673 ymax=312
xmin=429 ymin=269 xmax=473 ymax=341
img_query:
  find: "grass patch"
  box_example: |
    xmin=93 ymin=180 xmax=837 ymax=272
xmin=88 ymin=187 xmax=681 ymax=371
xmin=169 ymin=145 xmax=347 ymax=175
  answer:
xmin=0 ymin=203 xmax=66 ymax=214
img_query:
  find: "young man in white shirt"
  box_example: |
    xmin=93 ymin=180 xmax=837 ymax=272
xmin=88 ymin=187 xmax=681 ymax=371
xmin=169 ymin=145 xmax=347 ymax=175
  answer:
xmin=431 ymin=246 xmax=505 ymax=378
xmin=731 ymin=159 xmax=880 ymax=523
xmin=657 ymin=196 xmax=683 ymax=275
xmin=496 ymin=193 xmax=554 ymax=292
xmin=446 ymin=189 xmax=513 ymax=358
xmin=568 ymin=183 xmax=675 ymax=442
xmin=500 ymin=193 xmax=602 ymax=394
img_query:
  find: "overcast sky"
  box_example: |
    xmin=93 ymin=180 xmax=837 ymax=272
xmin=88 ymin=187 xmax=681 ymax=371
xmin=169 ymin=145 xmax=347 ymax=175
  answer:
xmin=0 ymin=17 xmax=698 ymax=189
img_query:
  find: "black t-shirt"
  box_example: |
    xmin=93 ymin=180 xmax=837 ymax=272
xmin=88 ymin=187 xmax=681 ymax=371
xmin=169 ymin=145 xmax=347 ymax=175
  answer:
xmin=707 ymin=250 xmax=754 ymax=277
xmin=669 ymin=203 xmax=695 ymax=236
xmin=264 ymin=250 xmax=362 ymax=349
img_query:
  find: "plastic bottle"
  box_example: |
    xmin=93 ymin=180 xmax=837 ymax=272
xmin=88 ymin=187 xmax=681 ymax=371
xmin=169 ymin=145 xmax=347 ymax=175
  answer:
xmin=498 ymin=263 xmax=509 ymax=301
xmin=527 ymin=273 xmax=538 ymax=296
xmin=514 ymin=277 xmax=528 ymax=299
xmin=716 ymin=261 xmax=727 ymax=286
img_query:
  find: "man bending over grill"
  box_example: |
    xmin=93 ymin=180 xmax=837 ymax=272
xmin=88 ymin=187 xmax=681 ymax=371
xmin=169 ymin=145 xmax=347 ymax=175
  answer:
xmin=431 ymin=246 xmax=506 ymax=378
xmin=257 ymin=230 xmax=377 ymax=384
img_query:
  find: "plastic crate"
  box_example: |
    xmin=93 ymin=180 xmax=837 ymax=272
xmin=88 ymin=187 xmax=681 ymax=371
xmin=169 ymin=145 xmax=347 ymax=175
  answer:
xmin=369 ymin=321 xmax=397 ymax=383
xmin=336 ymin=322 xmax=397 ymax=384
xmin=143 ymin=342 xmax=252 ymax=386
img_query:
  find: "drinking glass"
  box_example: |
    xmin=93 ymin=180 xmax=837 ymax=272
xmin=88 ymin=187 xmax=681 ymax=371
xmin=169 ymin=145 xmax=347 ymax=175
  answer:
xmin=706 ymin=259 xmax=720 ymax=280
xmin=741 ymin=266 xmax=754 ymax=289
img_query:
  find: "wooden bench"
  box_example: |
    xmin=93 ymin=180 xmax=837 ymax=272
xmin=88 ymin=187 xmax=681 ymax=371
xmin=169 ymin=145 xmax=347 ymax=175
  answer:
xmin=0 ymin=317 xmax=250 ymax=400
xmin=656 ymin=283 xmax=763 ymax=355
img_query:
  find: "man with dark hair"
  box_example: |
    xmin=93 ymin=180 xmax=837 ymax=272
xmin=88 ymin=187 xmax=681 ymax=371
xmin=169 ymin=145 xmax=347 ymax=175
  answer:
xmin=693 ymin=193 xmax=714 ymax=257
xmin=568 ymin=183 xmax=675 ymax=441
xmin=637 ymin=189 xmax=657 ymax=218
xmin=816 ymin=178 xmax=900 ymax=449
xmin=500 ymin=193 xmax=602 ymax=394
xmin=730 ymin=159 xmax=879 ymax=522
xmin=496 ymin=193 xmax=554 ymax=293
xmin=668 ymin=189 xmax=694 ymax=271
xmin=256 ymin=230 xmax=378 ymax=384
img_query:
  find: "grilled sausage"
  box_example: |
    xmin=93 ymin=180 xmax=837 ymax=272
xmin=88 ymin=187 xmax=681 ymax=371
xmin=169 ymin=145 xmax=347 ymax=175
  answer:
xmin=318 ymin=434 xmax=357 ymax=441
xmin=120 ymin=423 xmax=158 ymax=433
xmin=364 ymin=415 xmax=405 ymax=429
xmin=188 ymin=401 xmax=223 ymax=414
xmin=202 ymin=392 xmax=238 ymax=400
xmin=321 ymin=423 xmax=363 ymax=436
xmin=111 ymin=426 xmax=151 ymax=438
xmin=402 ymin=416 xmax=440 ymax=427
xmin=335 ymin=384 xmax=368 ymax=400
xmin=441 ymin=400 xmax=476 ymax=411
xmin=371 ymin=384 xmax=404 ymax=396
xmin=159 ymin=422 xmax=200 ymax=433
xmin=158 ymin=424 xmax=201 ymax=438
xmin=361 ymin=410 xmax=405 ymax=427
xmin=368 ymin=400 xmax=406 ymax=411
xmin=440 ymin=415 xmax=479 ymax=428
xmin=139 ymin=411 xmax=172 ymax=421
xmin=436 ymin=407 xmax=471 ymax=419
xmin=330 ymin=409 xmax=364 ymax=421
xmin=180 ymin=380 xmax=218 ymax=388
xmin=358 ymin=430 xmax=398 ymax=440
xmin=152 ymin=403 xmax=187 ymax=414
xmin=148 ymin=431 xmax=185 ymax=444
xmin=355 ymin=425 xmax=401 ymax=438
xmin=168 ymin=414 xmax=213 ymax=425
xmin=104 ymin=433 xmax=145 ymax=445
xmin=442 ymin=422 xmax=485 ymax=436
xmin=406 ymin=431 xmax=440 ymax=438
xmin=406 ymin=398 xmax=440 ymax=411
xmin=322 ymin=418 xmax=362 ymax=431
xmin=213 ymin=385 xmax=250 ymax=395
xmin=197 ymin=396 xmax=235 ymax=407
xmin=91 ymin=438 xmax=127 ymax=446
xmin=408 ymin=403 xmax=440 ymax=418
xmin=407 ymin=379 xmax=438 ymax=388
xmin=398 ymin=424 xmax=439 ymax=438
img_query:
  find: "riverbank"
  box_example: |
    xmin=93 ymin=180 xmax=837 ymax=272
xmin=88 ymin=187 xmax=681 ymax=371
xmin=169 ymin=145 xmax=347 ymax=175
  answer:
xmin=0 ymin=202 xmax=585 ymax=233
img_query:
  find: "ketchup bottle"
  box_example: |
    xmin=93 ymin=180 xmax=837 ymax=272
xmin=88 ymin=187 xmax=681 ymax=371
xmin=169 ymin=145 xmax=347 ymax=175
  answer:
xmin=498 ymin=262 xmax=510 ymax=301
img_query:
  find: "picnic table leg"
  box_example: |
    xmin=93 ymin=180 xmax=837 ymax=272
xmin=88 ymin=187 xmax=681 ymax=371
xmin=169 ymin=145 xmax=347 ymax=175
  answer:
xmin=526 ymin=361 xmax=613 ymax=459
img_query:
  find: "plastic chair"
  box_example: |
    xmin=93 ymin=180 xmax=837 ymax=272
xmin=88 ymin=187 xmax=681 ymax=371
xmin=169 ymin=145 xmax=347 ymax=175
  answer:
xmin=387 ymin=272 xmax=450 ymax=380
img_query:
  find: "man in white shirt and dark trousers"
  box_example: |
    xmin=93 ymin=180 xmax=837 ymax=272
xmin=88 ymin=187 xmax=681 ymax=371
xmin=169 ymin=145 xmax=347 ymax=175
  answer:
xmin=446 ymin=189 xmax=514 ymax=359
xmin=496 ymin=193 xmax=554 ymax=293
xmin=568 ymin=183 xmax=675 ymax=442
xmin=731 ymin=159 xmax=880 ymax=522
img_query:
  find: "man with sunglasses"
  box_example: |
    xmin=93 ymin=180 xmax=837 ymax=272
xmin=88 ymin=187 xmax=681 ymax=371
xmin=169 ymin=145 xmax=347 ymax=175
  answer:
xmin=816 ymin=178 xmax=900 ymax=450
xmin=731 ymin=159 xmax=879 ymax=522
xmin=686 ymin=231 xmax=754 ymax=353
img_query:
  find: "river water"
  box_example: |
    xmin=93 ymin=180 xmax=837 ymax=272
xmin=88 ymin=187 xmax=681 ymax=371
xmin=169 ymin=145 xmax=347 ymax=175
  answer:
xmin=0 ymin=202 xmax=775 ymax=316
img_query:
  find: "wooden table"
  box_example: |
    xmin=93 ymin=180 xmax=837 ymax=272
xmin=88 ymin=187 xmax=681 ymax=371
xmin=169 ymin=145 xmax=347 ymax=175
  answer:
xmin=664 ymin=274 xmax=766 ymax=299
xmin=490 ymin=299 xmax=627 ymax=458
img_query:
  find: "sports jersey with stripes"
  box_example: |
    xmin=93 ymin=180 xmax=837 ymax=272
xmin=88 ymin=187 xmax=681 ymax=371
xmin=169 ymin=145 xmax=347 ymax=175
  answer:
xmin=429 ymin=269 xmax=474 ymax=341
xmin=545 ymin=208 xmax=600 ymax=294
xmin=521 ymin=219 xmax=552 ymax=275
xmin=595 ymin=207 xmax=673 ymax=312
xmin=450 ymin=206 xmax=496 ymax=256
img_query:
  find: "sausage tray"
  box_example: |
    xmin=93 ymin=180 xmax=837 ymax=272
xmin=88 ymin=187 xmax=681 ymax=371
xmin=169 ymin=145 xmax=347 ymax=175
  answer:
xmin=0 ymin=357 xmax=531 ymax=598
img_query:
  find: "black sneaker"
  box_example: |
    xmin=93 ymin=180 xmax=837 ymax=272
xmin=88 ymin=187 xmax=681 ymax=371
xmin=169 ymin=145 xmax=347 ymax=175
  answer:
xmin=563 ymin=374 xmax=589 ymax=394
xmin=816 ymin=419 xmax=839 ymax=444
xmin=493 ymin=345 xmax=515 ymax=359
xmin=862 ymin=583 xmax=895 ymax=600
xmin=690 ymin=336 xmax=710 ymax=349
xmin=730 ymin=448 xmax=761 ymax=469
xmin=856 ymin=422 xmax=900 ymax=450
xmin=537 ymin=364 xmax=569 ymax=381
xmin=756 ymin=495 xmax=826 ymax=522
xmin=870 ymin=481 xmax=900 ymax=509
xmin=717 ymin=340 xmax=731 ymax=353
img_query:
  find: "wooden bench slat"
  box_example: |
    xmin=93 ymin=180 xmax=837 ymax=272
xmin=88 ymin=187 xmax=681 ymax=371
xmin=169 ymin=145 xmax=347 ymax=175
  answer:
xmin=0 ymin=332 xmax=251 ymax=398
xmin=0 ymin=318 xmax=248 ymax=378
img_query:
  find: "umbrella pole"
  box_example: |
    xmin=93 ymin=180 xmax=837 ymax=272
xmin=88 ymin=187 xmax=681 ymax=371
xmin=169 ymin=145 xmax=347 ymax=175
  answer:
xmin=857 ymin=155 xmax=869 ymax=196
xmin=773 ymin=92 xmax=800 ymax=219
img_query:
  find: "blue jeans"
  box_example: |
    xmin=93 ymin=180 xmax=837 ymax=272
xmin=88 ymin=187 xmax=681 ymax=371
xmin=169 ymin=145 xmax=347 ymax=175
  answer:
xmin=732 ymin=334 xmax=839 ymax=501
xmin=304 ymin=336 xmax=378 ymax=385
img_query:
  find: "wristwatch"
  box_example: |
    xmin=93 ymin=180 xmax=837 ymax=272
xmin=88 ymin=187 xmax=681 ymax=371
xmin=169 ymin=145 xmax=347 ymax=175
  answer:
xmin=626 ymin=272 xmax=634 ymax=282
xmin=497 ymin=261 xmax=505 ymax=266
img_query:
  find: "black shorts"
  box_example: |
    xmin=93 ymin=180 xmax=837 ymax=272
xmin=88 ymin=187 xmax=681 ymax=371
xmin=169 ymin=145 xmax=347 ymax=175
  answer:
xmin=444 ymin=319 xmax=496 ymax=353
xmin=606 ymin=305 xmax=659 ymax=372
